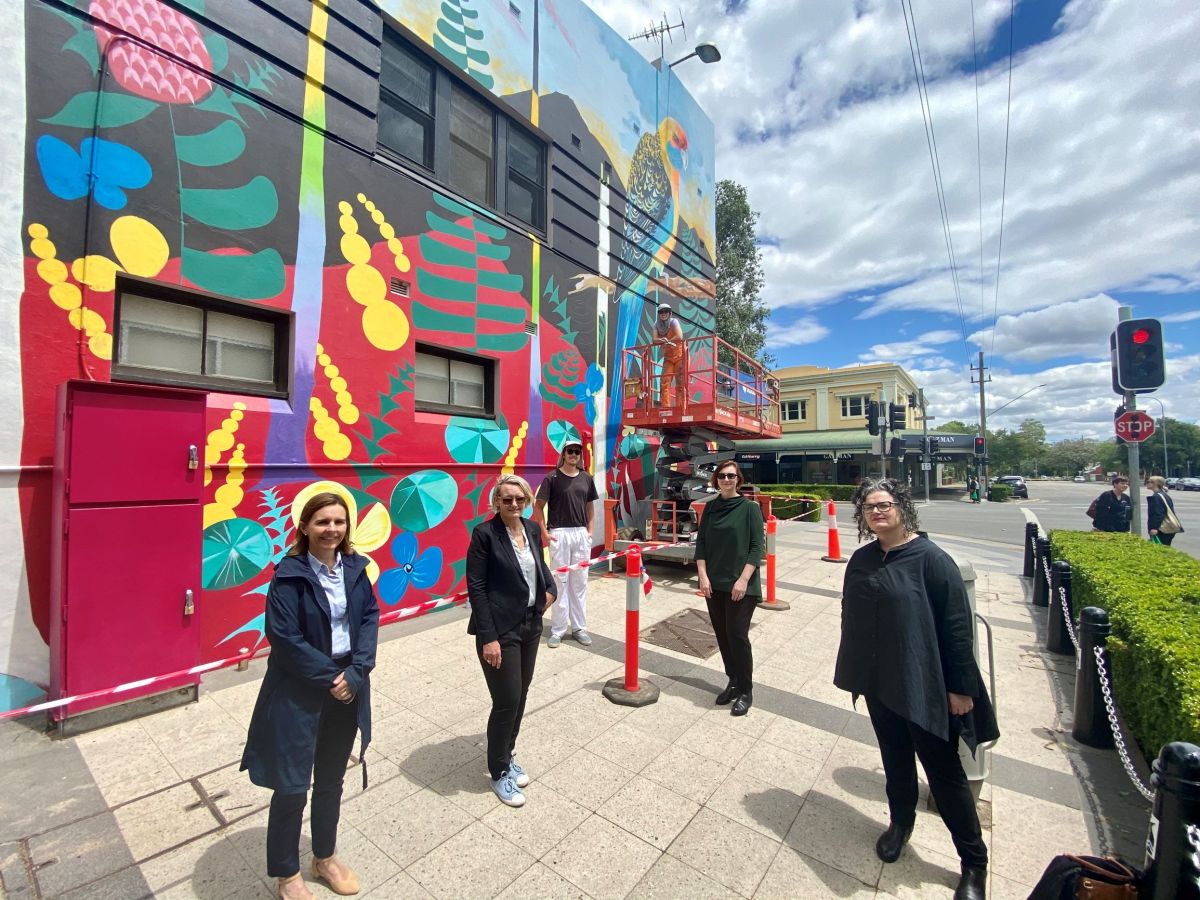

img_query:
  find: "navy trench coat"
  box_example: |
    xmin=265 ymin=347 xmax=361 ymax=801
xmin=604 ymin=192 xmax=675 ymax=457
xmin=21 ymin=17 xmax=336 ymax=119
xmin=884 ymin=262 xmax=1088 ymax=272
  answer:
xmin=241 ymin=552 xmax=379 ymax=794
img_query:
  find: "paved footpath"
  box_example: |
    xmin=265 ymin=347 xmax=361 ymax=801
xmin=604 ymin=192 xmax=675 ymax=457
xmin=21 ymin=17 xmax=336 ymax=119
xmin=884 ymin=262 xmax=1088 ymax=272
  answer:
xmin=0 ymin=520 xmax=1151 ymax=899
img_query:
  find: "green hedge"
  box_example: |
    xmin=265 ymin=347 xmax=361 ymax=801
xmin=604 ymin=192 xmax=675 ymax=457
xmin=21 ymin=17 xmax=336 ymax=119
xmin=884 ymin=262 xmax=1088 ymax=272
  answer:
xmin=1049 ymin=531 xmax=1200 ymax=759
xmin=988 ymin=484 xmax=1012 ymax=502
xmin=757 ymin=483 xmax=858 ymax=501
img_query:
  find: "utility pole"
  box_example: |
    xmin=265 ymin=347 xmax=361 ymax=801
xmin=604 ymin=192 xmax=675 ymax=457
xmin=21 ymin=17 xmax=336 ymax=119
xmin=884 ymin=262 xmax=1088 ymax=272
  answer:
xmin=920 ymin=388 xmax=930 ymax=503
xmin=879 ymin=388 xmax=888 ymax=479
xmin=1119 ymin=306 xmax=1143 ymax=535
xmin=971 ymin=352 xmax=991 ymax=499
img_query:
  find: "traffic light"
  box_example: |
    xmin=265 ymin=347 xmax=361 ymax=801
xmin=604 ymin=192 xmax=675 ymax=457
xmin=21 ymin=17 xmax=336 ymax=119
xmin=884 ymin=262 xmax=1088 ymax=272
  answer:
xmin=1114 ymin=403 xmax=1127 ymax=446
xmin=1113 ymin=318 xmax=1165 ymax=392
xmin=974 ymin=436 xmax=985 ymax=456
xmin=889 ymin=402 xmax=906 ymax=432
xmin=889 ymin=437 xmax=905 ymax=458
xmin=907 ymin=393 xmax=917 ymax=409
xmin=866 ymin=400 xmax=880 ymax=436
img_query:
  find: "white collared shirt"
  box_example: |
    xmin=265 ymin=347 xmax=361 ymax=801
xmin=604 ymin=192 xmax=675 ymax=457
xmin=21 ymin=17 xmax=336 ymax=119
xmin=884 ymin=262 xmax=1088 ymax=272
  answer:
xmin=308 ymin=552 xmax=351 ymax=656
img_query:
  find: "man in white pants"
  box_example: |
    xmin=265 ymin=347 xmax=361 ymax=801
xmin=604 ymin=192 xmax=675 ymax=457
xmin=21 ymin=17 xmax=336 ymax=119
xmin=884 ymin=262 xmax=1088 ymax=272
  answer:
xmin=534 ymin=441 xmax=598 ymax=647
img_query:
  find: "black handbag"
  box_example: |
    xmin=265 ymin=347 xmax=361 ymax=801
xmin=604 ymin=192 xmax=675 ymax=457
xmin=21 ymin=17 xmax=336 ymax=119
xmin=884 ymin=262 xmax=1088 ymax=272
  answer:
xmin=1027 ymin=855 xmax=1140 ymax=900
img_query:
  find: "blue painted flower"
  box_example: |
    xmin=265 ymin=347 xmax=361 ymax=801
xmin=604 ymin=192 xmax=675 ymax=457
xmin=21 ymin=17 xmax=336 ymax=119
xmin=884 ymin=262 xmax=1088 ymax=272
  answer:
xmin=378 ymin=531 xmax=443 ymax=606
xmin=36 ymin=135 xmax=151 ymax=210
xmin=573 ymin=364 xmax=604 ymax=425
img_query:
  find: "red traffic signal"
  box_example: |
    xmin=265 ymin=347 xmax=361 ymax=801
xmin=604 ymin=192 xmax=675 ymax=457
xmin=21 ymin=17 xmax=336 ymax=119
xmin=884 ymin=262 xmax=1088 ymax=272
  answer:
xmin=1112 ymin=318 xmax=1165 ymax=393
xmin=973 ymin=436 xmax=985 ymax=456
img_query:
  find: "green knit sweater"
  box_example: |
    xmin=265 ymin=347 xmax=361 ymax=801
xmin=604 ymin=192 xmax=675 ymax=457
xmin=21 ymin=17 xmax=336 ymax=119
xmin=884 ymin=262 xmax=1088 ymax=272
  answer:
xmin=695 ymin=496 xmax=765 ymax=597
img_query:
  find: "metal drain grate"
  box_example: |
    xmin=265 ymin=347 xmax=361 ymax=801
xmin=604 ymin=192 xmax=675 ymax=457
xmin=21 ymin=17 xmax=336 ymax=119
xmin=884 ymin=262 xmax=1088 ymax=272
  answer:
xmin=640 ymin=608 xmax=720 ymax=659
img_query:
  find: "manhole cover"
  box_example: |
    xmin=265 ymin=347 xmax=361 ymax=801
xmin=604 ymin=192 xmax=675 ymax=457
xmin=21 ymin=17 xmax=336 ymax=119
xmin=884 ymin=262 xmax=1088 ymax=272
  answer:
xmin=640 ymin=608 xmax=720 ymax=658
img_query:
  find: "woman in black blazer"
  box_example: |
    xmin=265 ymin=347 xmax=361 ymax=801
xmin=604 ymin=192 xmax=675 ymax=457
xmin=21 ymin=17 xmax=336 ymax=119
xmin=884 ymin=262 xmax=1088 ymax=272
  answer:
xmin=467 ymin=474 xmax=557 ymax=807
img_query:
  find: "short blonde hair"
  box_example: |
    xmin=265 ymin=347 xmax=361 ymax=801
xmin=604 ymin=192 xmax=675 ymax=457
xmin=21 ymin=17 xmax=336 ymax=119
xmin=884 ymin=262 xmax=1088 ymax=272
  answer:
xmin=1148 ymin=475 xmax=1166 ymax=490
xmin=491 ymin=474 xmax=534 ymax=512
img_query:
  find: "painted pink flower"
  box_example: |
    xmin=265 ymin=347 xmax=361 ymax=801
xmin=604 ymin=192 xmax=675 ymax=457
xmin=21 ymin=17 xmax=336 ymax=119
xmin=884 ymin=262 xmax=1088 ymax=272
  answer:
xmin=90 ymin=0 xmax=213 ymax=104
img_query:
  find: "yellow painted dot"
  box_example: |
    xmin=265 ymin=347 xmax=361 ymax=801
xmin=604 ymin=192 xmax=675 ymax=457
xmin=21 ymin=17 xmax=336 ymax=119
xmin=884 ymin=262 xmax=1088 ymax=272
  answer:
xmin=513 ymin=437 xmax=523 ymax=449
xmin=230 ymin=409 xmax=244 ymax=422
xmin=364 ymin=200 xmax=376 ymax=211
xmin=206 ymin=447 xmax=220 ymax=466
xmin=309 ymin=398 xmax=323 ymax=413
xmin=387 ymin=238 xmax=404 ymax=256
xmin=28 ymin=223 xmax=48 ymax=239
xmin=314 ymin=418 xmax=340 ymax=441
xmin=67 ymin=307 xmax=105 ymax=335
xmin=88 ymin=332 xmax=112 ymax=360
xmin=210 ymin=431 xmax=234 ymax=452
xmin=356 ymin=192 xmax=367 ymax=203
xmin=339 ymin=405 xmax=359 ymax=425
xmin=203 ymin=505 xmax=235 ymax=528
xmin=50 ymin=282 xmax=82 ymax=310
xmin=325 ymin=365 xmax=339 ymax=378
xmin=214 ymin=483 xmax=243 ymax=508
xmin=318 ymin=353 xmax=331 ymax=366
xmin=340 ymin=233 xmax=371 ymax=265
xmin=234 ymin=402 xmax=246 ymax=411
xmin=221 ymin=419 xmax=238 ymax=433
xmin=338 ymin=201 xmax=352 ymax=215
xmin=370 ymin=209 xmax=385 ymax=225
xmin=339 ymin=215 xmax=358 ymax=235
xmin=110 ymin=216 xmax=169 ymax=277
xmin=330 ymin=376 xmax=347 ymax=392
xmin=324 ymin=433 xmax=352 ymax=461
xmin=396 ymin=254 xmax=412 ymax=273
xmin=335 ymin=391 xmax=352 ymax=406
xmin=71 ymin=255 xmax=121 ymax=292
xmin=30 ymin=238 xmax=56 ymax=260
xmin=346 ymin=264 xmax=387 ymax=307
xmin=379 ymin=223 xmax=395 ymax=240
xmin=37 ymin=258 xmax=68 ymax=285
xmin=361 ymin=301 xmax=410 ymax=351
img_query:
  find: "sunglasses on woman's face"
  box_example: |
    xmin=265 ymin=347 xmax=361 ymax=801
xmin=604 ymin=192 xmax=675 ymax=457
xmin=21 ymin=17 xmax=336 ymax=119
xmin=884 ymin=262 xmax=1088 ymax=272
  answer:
xmin=499 ymin=497 xmax=526 ymax=506
xmin=717 ymin=473 xmax=739 ymax=481
xmin=565 ymin=448 xmax=581 ymax=455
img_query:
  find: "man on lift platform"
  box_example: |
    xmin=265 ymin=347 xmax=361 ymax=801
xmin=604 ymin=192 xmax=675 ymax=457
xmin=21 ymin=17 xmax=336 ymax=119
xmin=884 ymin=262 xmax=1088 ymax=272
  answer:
xmin=652 ymin=302 xmax=686 ymax=407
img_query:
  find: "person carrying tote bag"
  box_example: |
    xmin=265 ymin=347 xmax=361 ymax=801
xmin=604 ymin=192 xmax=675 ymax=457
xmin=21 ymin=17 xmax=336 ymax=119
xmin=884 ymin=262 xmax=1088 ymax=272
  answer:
xmin=1146 ymin=476 xmax=1183 ymax=546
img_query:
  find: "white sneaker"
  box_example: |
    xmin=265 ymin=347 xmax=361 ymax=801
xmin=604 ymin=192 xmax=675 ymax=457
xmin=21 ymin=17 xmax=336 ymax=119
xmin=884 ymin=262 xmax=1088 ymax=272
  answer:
xmin=491 ymin=772 xmax=526 ymax=807
xmin=573 ymin=630 xmax=593 ymax=646
xmin=547 ymin=633 xmax=562 ymax=648
xmin=508 ymin=756 xmax=531 ymax=788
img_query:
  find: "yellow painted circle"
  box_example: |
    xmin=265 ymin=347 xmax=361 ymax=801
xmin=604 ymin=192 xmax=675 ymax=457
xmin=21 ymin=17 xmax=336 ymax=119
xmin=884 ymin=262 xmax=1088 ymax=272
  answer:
xmin=88 ymin=332 xmax=112 ymax=360
xmin=314 ymin=418 xmax=339 ymax=441
xmin=234 ymin=402 xmax=247 ymax=411
xmin=513 ymin=437 xmax=524 ymax=449
xmin=230 ymin=409 xmax=245 ymax=422
xmin=338 ymin=405 xmax=359 ymax=425
xmin=346 ymin=264 xmax=387 ymax=307
xmin=214 ymin=483 xmax=244 ymax=508
xmin=221 ymin=419 xmax=238 ymax=433
xmin=339 ymin=215 xmax=358 ymax=235
xmin=37 ymin=258 xmax=68 ymax=285
xmin=340 ymin=233 xmax=371 ymax=266
xmin=318 ymin=353 xmax=332 ymax=367
xmin=356 ymin=192 xmax=367 ymax=203
xmin=338 ymin=201 xmax=352 ymax=215
xmin=71 ymin=255 xmax=120 ymax=292
xmin=330 ymin=376 xmax=347 ymax=392
xmin=370 ymin=209 xmax=385 ymax=225
xmin=309 ymin=396 xmax=324 ymax=412
xmin=325 ymin=364 xmax=339 ymax=379
xmin=30 ymin=238 xmax=56 ymax=260
xmin=361 ymin=302 xmax=410 ymax=351
xmin=50 ymin=282 xmax=82 ymax=310
xmin=324 ymin=433 xmax=352 ymax=461
xmin=396 ymin=254 xmax=412 ymax=273
xmin=206 ymin=446 xmax=220 ymax=464
xmin=387 ymin=238 xmax=404 ymax=256
xmin=111 ymin=216 xmax=169 ymax=277
xmin=209 ymin=430 xmax=235 ymax=452
xmin=364 ymin=200 xmax=376 ymax=212
xmin=28 ymin=223 xmax=48 ymax=239
xmin=379 ymin=223 xmax=395 ymax=240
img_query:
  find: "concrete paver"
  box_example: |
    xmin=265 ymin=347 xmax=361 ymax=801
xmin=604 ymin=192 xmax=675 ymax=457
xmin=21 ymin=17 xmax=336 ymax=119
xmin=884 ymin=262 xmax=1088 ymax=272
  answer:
xmin=0 ymin=518 xmax=1153 ymax=898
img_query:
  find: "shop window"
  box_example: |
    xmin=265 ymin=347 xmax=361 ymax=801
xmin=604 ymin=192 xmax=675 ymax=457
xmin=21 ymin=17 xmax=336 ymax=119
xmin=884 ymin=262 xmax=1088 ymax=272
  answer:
xmin=111 ymin=278 xmax=291 ymax=399
xmin=781 ymin=399 xmax=807 ymax=422
xmin=414 ymin=344 xmax=495 ymax=417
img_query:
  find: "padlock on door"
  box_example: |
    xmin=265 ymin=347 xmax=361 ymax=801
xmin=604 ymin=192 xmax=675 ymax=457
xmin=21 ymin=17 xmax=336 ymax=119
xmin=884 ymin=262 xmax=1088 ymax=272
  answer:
xmin=184 ymin=589 xmax=195 ymax=616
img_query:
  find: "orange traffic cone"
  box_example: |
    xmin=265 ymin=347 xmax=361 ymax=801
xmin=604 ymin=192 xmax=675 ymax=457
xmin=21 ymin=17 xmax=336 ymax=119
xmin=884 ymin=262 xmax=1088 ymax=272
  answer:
xmin=822 ymin=499 xmax=847 ymax=564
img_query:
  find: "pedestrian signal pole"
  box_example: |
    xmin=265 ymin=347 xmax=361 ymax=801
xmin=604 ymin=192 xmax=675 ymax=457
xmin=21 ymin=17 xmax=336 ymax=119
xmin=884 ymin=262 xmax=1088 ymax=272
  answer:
xmin=972 ymin=352 xmax=990 ymax=499
xmin=920 ymin=388 xmax=930 ymax=503
xmin=1118 ymin=306 xmax=1142 ymax=535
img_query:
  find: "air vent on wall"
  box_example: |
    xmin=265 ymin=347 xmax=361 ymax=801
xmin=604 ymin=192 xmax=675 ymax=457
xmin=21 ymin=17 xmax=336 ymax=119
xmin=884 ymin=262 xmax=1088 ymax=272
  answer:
xmin=525 ymin=321 xmax=537 ymax=335
xmin=390 ymin=277 xmax=411 ymax=297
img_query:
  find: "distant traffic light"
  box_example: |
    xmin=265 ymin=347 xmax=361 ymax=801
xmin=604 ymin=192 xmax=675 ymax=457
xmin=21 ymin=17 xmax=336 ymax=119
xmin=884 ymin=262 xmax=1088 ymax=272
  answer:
xmin=889 ymin=437 xmax=905 ymax=458
xmin=866 ymin=400 xmax=880 ymax=436
xmin=974 ymin=436 xmax=985 ymax=456
xmin=889 ymin=402 xmax=906 ymax=432
xmin=1113 ymin=318 xmax=1165 ymax=393
xmin=907 ymin=393 xmax=917 ymax=409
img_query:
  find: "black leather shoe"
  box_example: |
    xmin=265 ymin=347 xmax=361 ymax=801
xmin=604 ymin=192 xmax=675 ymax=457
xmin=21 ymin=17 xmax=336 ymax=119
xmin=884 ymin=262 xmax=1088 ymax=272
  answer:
xmin=874 ymin=821 xmax=914 ymax=863
xmin=715 ymin=682 xmax=738 ymax=706
xmin=731 ymin=693 xmax=752 ymax=716
xmin=954 ymin=865 xmax=986 ymax=900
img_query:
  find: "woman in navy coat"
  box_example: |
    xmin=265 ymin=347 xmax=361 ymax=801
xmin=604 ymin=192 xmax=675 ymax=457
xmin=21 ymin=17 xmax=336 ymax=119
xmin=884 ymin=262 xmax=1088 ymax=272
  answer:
xmin=242 ymin=491 xmax=379 ymax=899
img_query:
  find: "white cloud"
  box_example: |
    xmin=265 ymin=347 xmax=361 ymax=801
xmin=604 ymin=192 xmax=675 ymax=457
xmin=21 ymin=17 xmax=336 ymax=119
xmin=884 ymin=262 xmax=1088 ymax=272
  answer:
xmin=859 ymin=327 xmax=964 ymax=362
xmin=966 ymin=294 xmax=1120 ymax=362
xmin=1161 ymin=310 xmax=1200 ymax=324
xmin=766 ymin=315 xmax=830 ymax=347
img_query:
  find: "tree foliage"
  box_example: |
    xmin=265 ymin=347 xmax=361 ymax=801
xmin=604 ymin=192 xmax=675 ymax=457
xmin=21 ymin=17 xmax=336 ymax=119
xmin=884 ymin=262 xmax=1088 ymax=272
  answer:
xmin=714 ymin=180 xmax=771 ymax=365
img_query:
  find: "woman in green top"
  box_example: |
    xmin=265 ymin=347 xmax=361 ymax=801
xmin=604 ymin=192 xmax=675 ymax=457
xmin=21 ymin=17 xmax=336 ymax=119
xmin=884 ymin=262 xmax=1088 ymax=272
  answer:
xmin=696 ymin=460 xmax=765 ymax=716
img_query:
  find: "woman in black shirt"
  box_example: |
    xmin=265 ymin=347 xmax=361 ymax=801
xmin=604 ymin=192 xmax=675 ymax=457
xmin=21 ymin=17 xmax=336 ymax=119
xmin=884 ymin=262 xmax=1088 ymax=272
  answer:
xmin=834 ymin=478 xmax=996 ymax=900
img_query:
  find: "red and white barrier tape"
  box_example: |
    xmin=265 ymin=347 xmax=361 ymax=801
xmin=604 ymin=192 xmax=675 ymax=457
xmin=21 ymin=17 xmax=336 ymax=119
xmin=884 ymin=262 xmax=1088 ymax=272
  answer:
xmin=0 ymin=539 xmax=690 ymax=721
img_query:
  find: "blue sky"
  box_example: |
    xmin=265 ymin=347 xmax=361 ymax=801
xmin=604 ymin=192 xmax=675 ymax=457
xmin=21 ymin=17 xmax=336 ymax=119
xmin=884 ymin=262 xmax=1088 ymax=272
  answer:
xmin=584 ymin=0 xmax=1200 ymax=440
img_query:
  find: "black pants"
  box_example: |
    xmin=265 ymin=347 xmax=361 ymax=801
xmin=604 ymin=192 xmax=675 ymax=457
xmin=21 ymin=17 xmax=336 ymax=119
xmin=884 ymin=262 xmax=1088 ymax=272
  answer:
xmin=266 ymin=677 xmax=359 ymax=878
xmin=866 ymin=697 xmax=988 ymax=869
xmin=477 ymin=609 xmax=542 ymax=781
xmin=1156 ymin=532 xmax=1176 ymax=546
xmin=706 ymin=589 xmax=756 ymax=695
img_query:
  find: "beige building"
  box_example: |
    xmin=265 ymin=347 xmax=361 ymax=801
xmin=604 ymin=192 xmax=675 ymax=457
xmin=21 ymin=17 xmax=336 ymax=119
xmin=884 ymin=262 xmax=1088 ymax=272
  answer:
xmin=773 ymin=363 xmax=922 ymax=432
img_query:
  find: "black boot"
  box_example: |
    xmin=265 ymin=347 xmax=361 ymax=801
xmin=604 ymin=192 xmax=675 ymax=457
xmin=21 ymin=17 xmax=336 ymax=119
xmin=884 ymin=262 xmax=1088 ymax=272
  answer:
xmin=731 ymin=692 xmax=752 ymax=716
xmin=715 ymin=681 xmax=738 ymax=706
xmin=954 ymin=865 xmax=986 ymax=900
xmin=874 ymin=820 xmax=914 ymax=863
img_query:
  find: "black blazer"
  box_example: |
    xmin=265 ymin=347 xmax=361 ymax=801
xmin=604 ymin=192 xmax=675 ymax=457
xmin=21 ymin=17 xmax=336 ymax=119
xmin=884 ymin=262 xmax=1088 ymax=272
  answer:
xmin=467 ymin=514 xmax=557 ymax=643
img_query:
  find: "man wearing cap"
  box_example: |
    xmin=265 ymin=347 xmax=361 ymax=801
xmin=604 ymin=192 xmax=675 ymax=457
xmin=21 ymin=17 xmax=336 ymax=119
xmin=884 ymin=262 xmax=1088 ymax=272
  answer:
xmin=653 ymin=302 xmax=686 ymax=406
xmin=535 ymin=441 xmax=599 ymax=647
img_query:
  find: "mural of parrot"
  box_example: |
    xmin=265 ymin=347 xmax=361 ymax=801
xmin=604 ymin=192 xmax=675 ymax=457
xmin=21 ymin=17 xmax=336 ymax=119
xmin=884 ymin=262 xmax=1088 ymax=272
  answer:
xmin=604 ymin=116 xmax=690 ymax=456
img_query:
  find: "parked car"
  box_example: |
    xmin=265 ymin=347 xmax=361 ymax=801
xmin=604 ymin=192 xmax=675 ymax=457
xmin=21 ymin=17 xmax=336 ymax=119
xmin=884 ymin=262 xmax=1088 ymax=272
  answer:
xmin=994 ymin=475 xmax=1029 ymax=498
xmin=1073 ymin=475 xmax=1086 ymax=483
xmin=1166 ymin=478 xmax=1181 ymax=489
xmin=1177 ymin=478 xmax=1200 ymax=491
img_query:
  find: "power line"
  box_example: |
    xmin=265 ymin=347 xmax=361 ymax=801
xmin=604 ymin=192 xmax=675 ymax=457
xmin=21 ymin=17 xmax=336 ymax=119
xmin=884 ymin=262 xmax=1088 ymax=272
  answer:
xmin=899 ymin=0 xmax=972 ymax=366
xmin=989 ymin=0 xmax=1016 ymax=357
xmin=970 ymin=0 xmax=986 ymax=326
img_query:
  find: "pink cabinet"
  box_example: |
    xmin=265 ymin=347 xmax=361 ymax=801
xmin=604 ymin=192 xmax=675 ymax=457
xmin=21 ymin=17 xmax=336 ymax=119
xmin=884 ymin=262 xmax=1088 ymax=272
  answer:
xmin=50 ymin=381 xmax=206 ymax=723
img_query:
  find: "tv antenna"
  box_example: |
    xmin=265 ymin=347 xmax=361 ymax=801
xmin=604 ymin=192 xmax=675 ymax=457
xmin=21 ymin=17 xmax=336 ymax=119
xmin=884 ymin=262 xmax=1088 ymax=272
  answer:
xmin=628 ymin=11 xmax=686 ymax=61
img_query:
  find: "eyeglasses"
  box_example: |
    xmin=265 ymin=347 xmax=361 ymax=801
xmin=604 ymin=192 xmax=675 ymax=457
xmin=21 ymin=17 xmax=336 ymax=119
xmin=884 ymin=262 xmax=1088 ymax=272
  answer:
xmin=863 ymin=501 xmax=896 ymax=513
xmin=565 ymin=448 xmax=581 ymax=455
xmin=716 ymin=473 xmax=739 ymax=481
xmin=498 ymin=497 xmax=526 ymax=506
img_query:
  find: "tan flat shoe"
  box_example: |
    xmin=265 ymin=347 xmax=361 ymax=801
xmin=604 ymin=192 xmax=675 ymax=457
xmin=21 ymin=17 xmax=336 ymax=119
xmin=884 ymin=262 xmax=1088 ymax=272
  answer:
xmin=312 ymin=855 xmax=360 ymax=895
xmin=278 ymin=872 xmax=314 ymax=900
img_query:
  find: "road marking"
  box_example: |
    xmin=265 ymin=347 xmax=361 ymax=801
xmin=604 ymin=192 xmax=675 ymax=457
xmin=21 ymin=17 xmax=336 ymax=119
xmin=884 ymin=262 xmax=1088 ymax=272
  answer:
xmin=1020 ymin=505 xmax=1044 ymax=536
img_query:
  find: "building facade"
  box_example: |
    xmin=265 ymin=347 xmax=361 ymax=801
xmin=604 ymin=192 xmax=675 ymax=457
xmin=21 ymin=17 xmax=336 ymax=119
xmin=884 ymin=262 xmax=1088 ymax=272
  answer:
xmin=0 ymin=0 xmax=717 ymax=711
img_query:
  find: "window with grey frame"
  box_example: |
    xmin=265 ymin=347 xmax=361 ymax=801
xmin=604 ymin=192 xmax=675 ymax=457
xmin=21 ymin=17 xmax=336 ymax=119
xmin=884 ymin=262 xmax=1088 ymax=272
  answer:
xmin=377 ymin=28 xmax=547 ymax=231
xmin=414 ymin=344 xmax=495 ymax=417
xmin=111 ymin=279 xmax=292 ymax=399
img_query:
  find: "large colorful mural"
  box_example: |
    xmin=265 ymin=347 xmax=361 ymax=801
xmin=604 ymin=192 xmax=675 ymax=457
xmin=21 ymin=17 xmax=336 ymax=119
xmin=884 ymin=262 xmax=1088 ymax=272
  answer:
xmin=1 ymin=0 xmax=716 ymax=709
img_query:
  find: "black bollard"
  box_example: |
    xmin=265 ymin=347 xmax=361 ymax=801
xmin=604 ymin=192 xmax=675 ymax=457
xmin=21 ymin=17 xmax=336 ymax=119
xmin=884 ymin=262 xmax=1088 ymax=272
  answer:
xmin=1072 ymin=607 xmax=1114 ymax=748
xmin=1143 ymin=742 xmax=1200 ymax=900
xmin=1046 ymin=561 xmax=1074 ymax=655
xmin=1032 ymin=537 xmax=1051 ymax=607
xmin=1023 ymin=522 xmax=1038 ymax=578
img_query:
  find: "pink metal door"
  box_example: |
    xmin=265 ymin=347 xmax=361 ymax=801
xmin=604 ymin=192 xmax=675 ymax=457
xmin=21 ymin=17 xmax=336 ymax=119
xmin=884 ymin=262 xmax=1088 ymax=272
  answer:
xmin=51 ymin=382 xmax=206 ymax=720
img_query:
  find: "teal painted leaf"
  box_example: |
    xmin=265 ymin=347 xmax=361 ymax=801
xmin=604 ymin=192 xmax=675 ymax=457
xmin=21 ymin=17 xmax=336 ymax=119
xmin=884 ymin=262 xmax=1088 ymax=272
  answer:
xmin=41 ymin=91 xmax=157 ymax=129
xmin=193 ymin=87 xmax=246 ymax=124
xmin=182 ymin=247 xmax=285 ymax=299
xmin=390 ymin=470 xmax=459 ymax=532
xmin=203 ymin=518 xmax=273 ymax=590
xmin=203 ymin=33 xmax=229 ymax=75
xmin=175 ymin=120 xmax=246 ymax=167
xmin=63 ymin=30 xmax=99 ymax=74
xmin=181 ymin=175 xmax=278 ymax=230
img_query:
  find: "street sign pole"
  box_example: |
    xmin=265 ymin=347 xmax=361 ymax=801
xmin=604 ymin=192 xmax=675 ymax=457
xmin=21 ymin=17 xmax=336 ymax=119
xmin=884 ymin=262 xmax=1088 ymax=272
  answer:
xmin=1120 ymin=306 xmax=1142 ymax=536
xmin=920 ymin=388 xmax=930 ymax=504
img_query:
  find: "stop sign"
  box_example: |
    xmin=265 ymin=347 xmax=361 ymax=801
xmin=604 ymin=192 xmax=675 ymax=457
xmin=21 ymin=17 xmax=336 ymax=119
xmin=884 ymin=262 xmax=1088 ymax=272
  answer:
xmin=1115 ymin=410 xmax=1156 ymax=443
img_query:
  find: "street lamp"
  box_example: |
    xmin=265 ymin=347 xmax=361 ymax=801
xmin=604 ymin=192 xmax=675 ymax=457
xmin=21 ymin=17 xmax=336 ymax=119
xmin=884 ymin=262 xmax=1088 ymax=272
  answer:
xmin=653 ymin=42 xmax=722 ymax=70
xmin=1144 ymin=396 xmax=1169 ymax=477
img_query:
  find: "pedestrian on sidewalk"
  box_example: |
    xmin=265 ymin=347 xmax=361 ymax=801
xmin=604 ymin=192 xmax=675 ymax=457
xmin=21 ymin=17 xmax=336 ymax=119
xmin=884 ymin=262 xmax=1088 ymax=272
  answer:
xmin=241 ymin=491 xmax=380 ymax=900
xmin=468 ymin=474 xmax=557 ymax=808
xmin=535 ymin=440 xmax=598 ymax=648
xmin=1090 ymin=475 xmax=1132 ymax=532
xmin=1146 ymin=475 xmax=1183 ymax=545
xmin=833 ymin=478 xmax=997 ymax=900
xmin=696 ymin=460 xmax=764 ymax=717
xmin=967 ymin=474 xmax=980 ymax=503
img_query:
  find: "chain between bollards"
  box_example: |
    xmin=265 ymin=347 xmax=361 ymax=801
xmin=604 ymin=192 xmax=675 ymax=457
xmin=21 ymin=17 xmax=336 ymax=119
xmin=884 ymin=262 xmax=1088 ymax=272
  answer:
xmin=1093 ymin=644 xmax=1154 ymax=801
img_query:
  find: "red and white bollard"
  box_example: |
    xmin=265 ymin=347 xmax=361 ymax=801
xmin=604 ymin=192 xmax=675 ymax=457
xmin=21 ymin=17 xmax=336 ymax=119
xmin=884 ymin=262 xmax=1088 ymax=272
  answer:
xmin=760 ymin=515 xmax=790 ymax=611
xmin=602 ymin=544 xmax=660 ymax=707
xmin=822 ymin=499 xmax=847 ymax=564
